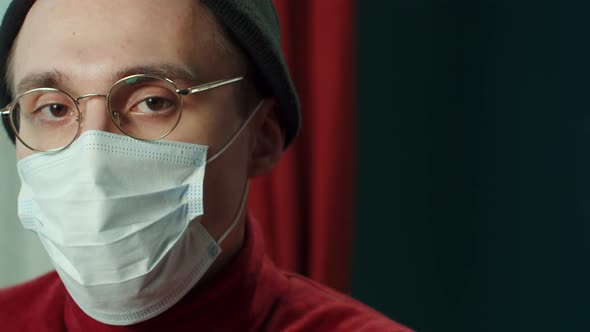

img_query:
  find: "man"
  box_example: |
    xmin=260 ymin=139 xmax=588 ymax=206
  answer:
xmin=0 ymin=0 xmax=411 ymax=331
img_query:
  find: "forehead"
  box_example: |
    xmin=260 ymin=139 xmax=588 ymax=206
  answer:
xmin=11 ymin=0 xmax=235 ymax=92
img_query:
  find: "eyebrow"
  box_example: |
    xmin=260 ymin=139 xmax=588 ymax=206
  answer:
xmin=15 ymin=70 xmax=69 ymax=95
xmin=114 ymin=64 xmax=199 ymax=84
xmin=14 ymin=63 xmax=199 ymax=95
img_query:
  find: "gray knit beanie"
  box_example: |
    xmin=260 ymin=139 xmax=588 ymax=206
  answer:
xmin=0 ymin=0 xmax=301 ymax=147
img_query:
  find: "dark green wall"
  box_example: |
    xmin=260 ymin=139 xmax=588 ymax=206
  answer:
xmin=353 ymin=1 xmax=590 ymax=331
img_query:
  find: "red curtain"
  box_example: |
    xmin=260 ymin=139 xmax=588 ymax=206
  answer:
xmin=248 ymin=0 xmax=356 ymax=293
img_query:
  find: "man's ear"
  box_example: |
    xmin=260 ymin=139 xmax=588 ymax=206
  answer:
xmin=247 ymin=98 xmax=285 ymax=178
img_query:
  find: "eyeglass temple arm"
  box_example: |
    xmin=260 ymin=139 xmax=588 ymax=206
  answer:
xmin=1 ymin=107 xmax=9 ymax=116
xmin=177 ymin=76 xmax=244 ymax=96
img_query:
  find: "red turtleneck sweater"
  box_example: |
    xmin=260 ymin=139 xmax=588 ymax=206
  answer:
xmin=0 ymin=217 xmax=412 ymax=331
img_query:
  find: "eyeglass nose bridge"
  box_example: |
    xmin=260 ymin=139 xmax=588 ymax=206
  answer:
xmin=75 ymin=93 xmax=108 ymax=103
xmin=73 ymin=93 xmax=122 ymax=126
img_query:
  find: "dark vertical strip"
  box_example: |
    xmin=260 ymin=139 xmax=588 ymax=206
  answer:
xmin=353 ymin=0 xmax=435 ymax=328
xmin=353 ymin=1 xmax=590 ymax=331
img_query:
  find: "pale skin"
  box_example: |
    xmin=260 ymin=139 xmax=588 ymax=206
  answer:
xmin=10 ymin=0 xmax=285 ymax=283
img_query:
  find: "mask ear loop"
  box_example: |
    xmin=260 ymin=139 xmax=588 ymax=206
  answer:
xmin=218 ymin=180 xmax=249 ymax=244
xmin=207 ymin=100 xmax=264 ymax=244
xmin=206 ymin=100 xmax=265 ymax=164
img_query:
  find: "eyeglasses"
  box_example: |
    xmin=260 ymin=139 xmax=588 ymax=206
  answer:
xmin=0 ymin=74 xmax=243 ymax=153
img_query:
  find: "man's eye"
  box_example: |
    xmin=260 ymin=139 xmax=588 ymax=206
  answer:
xmin=36 ymin=104 xmax=71 ymax=118
xmin=134 ymin=97 xmax=176 ymax=113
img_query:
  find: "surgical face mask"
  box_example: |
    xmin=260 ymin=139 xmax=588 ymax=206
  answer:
xmin=16 ymin=102 xmax=262 ymax=326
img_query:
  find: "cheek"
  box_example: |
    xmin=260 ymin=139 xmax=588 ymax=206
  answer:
xmin=16 ymin=142 xmax=34 ymax=160
xmin=165 ymin=96 xmax=243 ymax=148
xmin=199 ymin=130 xmax=251 ymax=239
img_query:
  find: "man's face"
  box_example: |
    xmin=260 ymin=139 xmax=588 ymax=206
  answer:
xmin=11 ymin=0 xmax=261 ymax=242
